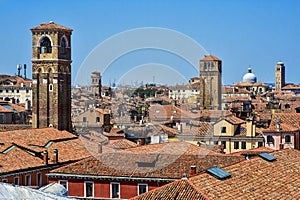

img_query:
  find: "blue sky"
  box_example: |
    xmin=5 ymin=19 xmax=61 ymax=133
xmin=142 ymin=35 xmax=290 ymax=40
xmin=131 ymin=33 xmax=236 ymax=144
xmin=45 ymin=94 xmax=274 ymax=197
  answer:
xmin=0 ymin=0 xmax=299 ymax=86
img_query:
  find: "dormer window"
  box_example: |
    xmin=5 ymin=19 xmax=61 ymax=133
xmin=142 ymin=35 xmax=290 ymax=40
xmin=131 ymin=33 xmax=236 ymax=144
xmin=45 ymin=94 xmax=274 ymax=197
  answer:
xmin=40 ymin=37 xmax=52 ymax=54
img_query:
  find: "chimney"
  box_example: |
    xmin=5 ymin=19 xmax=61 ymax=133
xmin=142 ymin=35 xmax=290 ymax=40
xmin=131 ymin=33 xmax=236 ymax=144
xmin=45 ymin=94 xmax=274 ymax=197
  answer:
xmin=17 ymin=64 xmax=21 ymax=77
xmin=246 ymin=118 xmax=255 ymax=137
xmin=178 ymin=123 xmax=182 ymax=134
xmin=43 ymin=150 xmax=48 ymax=165
xmin=98 ymin=142 xmax=102 ymax=154
xmin=190 ymin=165 xmax=196 ymax=176
xmin=52 ymin=149 xmax=58 ymax=164
xmin=24 ymin=64 xmax=27 ymax=79
xmin=276 ymin=117 xmax=281 ymax=132
xmin=182 ymin=173 xmax=188 ymax=180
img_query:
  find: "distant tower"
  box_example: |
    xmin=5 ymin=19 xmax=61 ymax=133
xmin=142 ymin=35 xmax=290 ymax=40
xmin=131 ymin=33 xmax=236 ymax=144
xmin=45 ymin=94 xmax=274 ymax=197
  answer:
xmin=91 ymin=71 xmax=102 ymax=98
xmin=199 ymin=55 xmax=222 ymax=110
xmin=31 ymin=21 xmax=73 ymax=131
xmin=275 ymin=62 xmax=285 ymax=90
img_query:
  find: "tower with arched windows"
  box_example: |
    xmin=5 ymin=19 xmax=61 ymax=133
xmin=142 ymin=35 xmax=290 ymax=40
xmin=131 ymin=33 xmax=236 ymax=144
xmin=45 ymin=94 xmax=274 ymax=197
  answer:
xmin=30 ymin=22 xmax=72 ymax=131
xmin=199 ymin=55 xmax=222 ymax=110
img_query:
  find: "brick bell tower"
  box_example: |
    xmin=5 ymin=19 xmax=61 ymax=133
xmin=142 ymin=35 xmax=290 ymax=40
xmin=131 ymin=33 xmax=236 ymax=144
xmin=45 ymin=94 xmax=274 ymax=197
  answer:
xmin=199 ymin=55 xmax=222 ymax=110
xmin=30 ymin=21 xmax=72 ymax=131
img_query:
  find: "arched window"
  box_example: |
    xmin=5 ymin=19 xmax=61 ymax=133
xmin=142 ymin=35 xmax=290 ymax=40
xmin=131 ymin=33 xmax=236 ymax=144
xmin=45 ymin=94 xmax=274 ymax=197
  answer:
xmin=60 ymin=37 xmax=67 ymax=54
xmin=285 ymin=135 xmax=291 ymax=143
xmin=40 ymin=37 xmax=52 ymax=54
xmin=49 ymin=84 xmax=53 ymax=92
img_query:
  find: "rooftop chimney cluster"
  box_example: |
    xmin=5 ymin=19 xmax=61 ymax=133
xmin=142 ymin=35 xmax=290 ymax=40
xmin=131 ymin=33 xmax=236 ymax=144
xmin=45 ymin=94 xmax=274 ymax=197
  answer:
xmin=16 ymin=64 xmax=27 ymax=79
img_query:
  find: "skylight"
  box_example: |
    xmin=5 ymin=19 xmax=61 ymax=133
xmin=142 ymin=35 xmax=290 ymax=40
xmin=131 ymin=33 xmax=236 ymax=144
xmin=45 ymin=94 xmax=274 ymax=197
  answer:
xmin=206 ymin=166 xmax=231 ymax=180
xmin=259 ymin=152 xmax=276 ymax=162
xmin=2 ymin=145 xmax=16 ymax=154
xmin=44 ymin=141 xmax=53 ymax=148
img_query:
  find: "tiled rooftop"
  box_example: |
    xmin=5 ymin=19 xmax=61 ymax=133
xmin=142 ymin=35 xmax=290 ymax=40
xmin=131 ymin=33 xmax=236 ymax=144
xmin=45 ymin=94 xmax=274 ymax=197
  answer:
xmin=200 ymin=55 xmax=221 ymax=61
xmin=50 ymin=142 xmax=244 ymax=180
xmin=266 ymin=113 xmax=300 ymax=132
xmin=190 ymin=149 xmax=300 ymax=199
xmin=30 ymin=22 xmax=72 ymax=31
xmin=0 ymin=128 xmax=90 ymax=175
xmin=130 ymin=179 xmax=208 ymax=200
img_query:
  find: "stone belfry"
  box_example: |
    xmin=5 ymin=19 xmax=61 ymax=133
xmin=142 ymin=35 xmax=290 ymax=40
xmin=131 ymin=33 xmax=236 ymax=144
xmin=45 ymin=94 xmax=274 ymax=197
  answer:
xmin=30 ymin=21 xmax=72 ymax=131
xmin=199 ymin=55 xmax=222 ymax=110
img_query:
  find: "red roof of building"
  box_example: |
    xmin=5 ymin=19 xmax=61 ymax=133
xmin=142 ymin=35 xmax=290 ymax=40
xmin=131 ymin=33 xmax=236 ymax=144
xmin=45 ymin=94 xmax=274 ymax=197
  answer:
xmin=133 ymin=149 xmax=300 ymax=199
xmin=200 ymin=55 xmax=221 ymax=61
xmin=30 ymin=22 xmax=73 ymax=32
xmin=189 ymin=149 xmax=300 ymax=199
xmin=265 ymin=113 xmax=300 ymax=133
xmin=49 ymin=141 xmax=244 ymax=180
xmin=0 ymin=128 xmax=90 ymax=175
xmin=131 ymin=179 xmax=208 ymax=200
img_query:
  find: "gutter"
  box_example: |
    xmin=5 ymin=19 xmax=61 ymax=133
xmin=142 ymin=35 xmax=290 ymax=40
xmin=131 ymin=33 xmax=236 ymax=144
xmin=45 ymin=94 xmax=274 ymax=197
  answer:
xmin=47 ymin=173 xmax=177 ymax=182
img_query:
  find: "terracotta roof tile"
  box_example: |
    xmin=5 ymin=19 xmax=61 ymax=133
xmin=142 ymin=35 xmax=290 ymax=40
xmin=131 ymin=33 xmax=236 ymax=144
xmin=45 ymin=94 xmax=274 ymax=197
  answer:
xmin=109 ymin=139 xmax=137 ymax=149
xmin=0 ymin=128 xmax=90 ymax=175
xmin=200 ymin=55 xmax=221 ymax=61
xmin=266 ymin=113 xmax=300 ymax=132
xmin=30 ymin=22 xmax=72 ymax=32
xmin=131 ymin=179 xmax=208 ymax=200
xmin=190 ymin=149 xmax=300 ymax=199
xmin=50 ymin=142 xmax=244 ymax=180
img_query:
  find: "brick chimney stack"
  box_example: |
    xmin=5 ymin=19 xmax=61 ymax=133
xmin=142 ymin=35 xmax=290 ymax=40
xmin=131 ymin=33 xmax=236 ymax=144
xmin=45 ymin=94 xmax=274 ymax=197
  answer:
xmin=52 ymin=149 xmax=58 ymax=164
xmin=43 ymin=150 xmax=48 ymax=165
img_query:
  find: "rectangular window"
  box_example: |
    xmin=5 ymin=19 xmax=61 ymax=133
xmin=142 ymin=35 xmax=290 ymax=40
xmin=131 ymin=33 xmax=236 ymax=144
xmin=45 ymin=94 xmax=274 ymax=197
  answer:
xmin=59 ymin=180 xmax=68 ymax=190
xmin=14 ymin=177 xmax=19 ymax=185
xmin=111 ymin=182 xmax=120 ymax=199
xmin=85 ymin=181 xmax=94 ymax=197
xmin=83 ymin=117 xmax=87 ymax=122
xmin=11 ymin=89 xmax=14 ymax=93
xmin=241 ymin=141 xmax=246 ymax=149
xmin=221 ymin=141 xmax=226 ymax=149
xmin=0 ymin=90 xmax=3 ymax=93
xmin=16 ymin=90 xmax=19 ymax=93
xmin=26 ymin=89 xmax=29 ymax=93
xmin=221 ymin=126 xmax=226 ymax=133
xmin=25 ymin=175 xmax=31 ymax=186
xmin=258 ymin=141 xmax=263 ymax=147
xmin=6 ymin=90 xmax=9 ymax=93
xmin=37 ymin=173 xmax=42 ymax=187
xmin=234 ymin=141 xmax=239 ymax=149
xmin=214 ymin=141 xmax=218 ymax=145
xmin=138 ymin=184 xmax=148 ymax=195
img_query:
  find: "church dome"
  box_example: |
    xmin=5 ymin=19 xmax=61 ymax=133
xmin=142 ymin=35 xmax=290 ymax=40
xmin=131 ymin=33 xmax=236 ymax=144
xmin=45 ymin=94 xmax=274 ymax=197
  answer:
xmin=242 ymin=68 xmax=257 ymax=83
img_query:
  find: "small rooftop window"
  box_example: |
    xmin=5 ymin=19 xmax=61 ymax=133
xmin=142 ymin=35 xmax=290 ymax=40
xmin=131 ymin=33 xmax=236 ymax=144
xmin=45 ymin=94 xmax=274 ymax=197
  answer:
xmin=259 ymin=152 xmax=276 ymax=162
xmin=44 ymin=141 xmax=53 ymax=148
xmin=2 ymin=145 xmax=16 ymax=154
xmin=206 ymin=166 xmax=231 ymax=180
